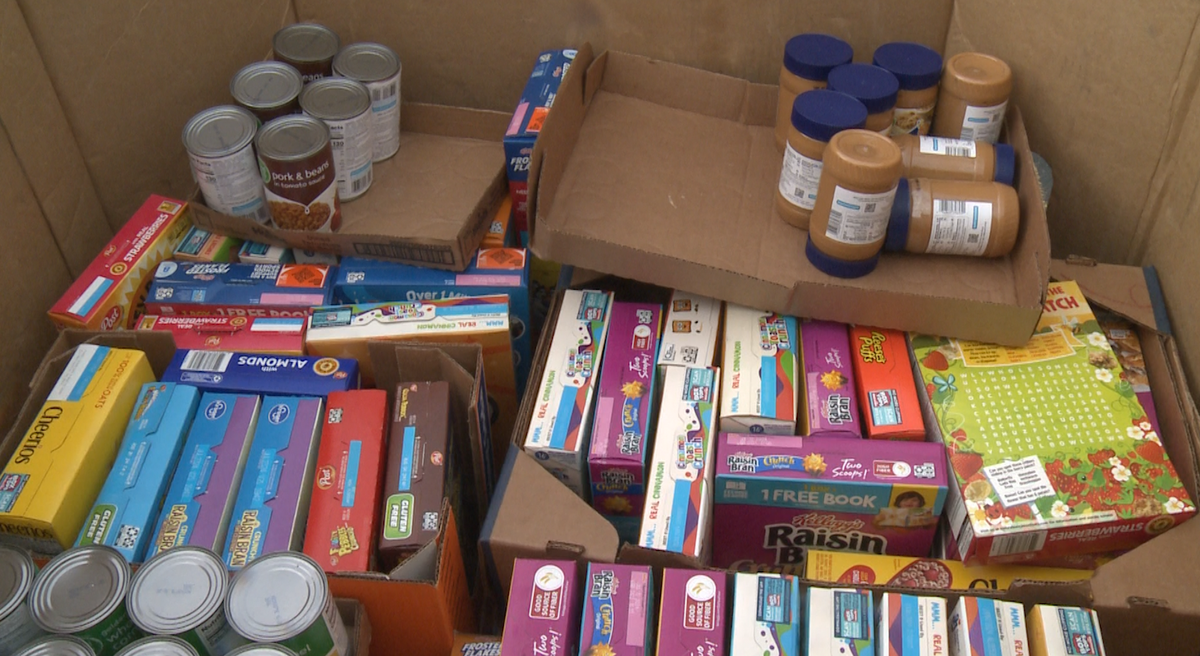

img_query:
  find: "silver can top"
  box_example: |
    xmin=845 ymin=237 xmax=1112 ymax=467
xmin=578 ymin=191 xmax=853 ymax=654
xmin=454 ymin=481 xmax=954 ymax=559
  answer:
xmin=29 ymin=546 xmax=130 ymax=634
xmin=300 ymin=78 xmax=372 ymax=121
xmin=225 ymin=646 xmax=298 ymax=656
xmin=333 ymin=43 xmax=401 ymax=83
xmin=256 ymin=115 xmax=331 ymax=162
xmin=0 ymin=544 xmax=36 ymax=621
xmin=128 ymin=547 xmax=226 ymax=636
xmin=114 ymin=637 xmax=199 ymax=656
xmin=272 ymin=24 xmax=340 ymax=64
xmin=231 ymin=62 xmax=303 ymax=111
xmin=225 ymin=552 xmax=328 ymax=642
xmin=182 ymin=105 xmax=258 ymax=158
xmin=14 ymin=635 xmax=95 ymax=656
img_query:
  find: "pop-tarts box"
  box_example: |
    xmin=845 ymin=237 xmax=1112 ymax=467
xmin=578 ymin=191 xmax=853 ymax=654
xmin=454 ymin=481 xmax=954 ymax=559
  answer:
xmin=1026 ymin=606 xmax=1104 ymax=656
xmin=877 ymin=593 xmax=949 ymax=656
xmin=148 ymin=392 xmax=260 ymax=557
xmin=806 ymin=587 xmax=874 ymax=656
xmin=524 ymin=290 xmax=613 ymax=498
xmin=76 ymin=383 xmax=201 ymax=563
xmin=579 ymin=563 xmax=654 ymax=656
xmin=638 ymin=366 xmax=720 ymax=560
xmin=223 ymin=396 xmax=323 ymax=570
xmin=950 ymin=597 xmax=1024 ymax=656
xmin=588 ymin=302 xmax=662 ymax=542
xmin=720 ymin=304 xmax=799 ymax=435
xmin=659 ymin=291 xmax=722 ymax=369
xmin=730 ymin=572 xmax=801 ymax=656
xmin=333 ymin=248 xmax=532 ymax=393
xmin=656 ymin=568 xmax=726 ymax=656
xmin=800 ymin=320 xmax=862 ymax=438
xmin=49 ymin=195 xmax=191 ymax=330
xmin=500 ymin=559 xmax=582 ymax=656
xmin=162 ymin=350 xmax=358 ymax=397
xmin=145 ymin=262 xmax=334 ymax=318
xmin=505 ymin=48 xmax=577 ymax=240
xmin=137 ymin=314 xmax=306 ymax=355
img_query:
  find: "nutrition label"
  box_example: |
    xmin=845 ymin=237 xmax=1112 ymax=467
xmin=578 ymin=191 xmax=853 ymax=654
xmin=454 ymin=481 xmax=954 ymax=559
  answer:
xmin=823 ymin=185 xmax=897 ymax=245
xmin=189 ymin=147 xmax=270 ymax=223
xmin=960 ymin=101 xmax=1008 ymax=143
xmin=778 ymin=144 xmax=823 ymax=210
xmin=926 ymin=199 xmax=993 ymax=256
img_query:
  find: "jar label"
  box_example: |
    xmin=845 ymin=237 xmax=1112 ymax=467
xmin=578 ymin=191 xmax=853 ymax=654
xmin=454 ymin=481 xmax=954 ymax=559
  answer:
xmin=927 ymin=199 xmax=993 ymax=256
xmin=890 ymin=102 xmax=936 ymax=137
xmin=960 ymin=101 xmax=1008 ymax=144
xmin=918 ymin=136 xmax=977 ymax=158
xmin=824 ymin=185 xmax=897 ymax=245
xmin=189 ymin=145 xmax=270 ymax=224
xmin=778 ymin=143 xmax=822 ymax=210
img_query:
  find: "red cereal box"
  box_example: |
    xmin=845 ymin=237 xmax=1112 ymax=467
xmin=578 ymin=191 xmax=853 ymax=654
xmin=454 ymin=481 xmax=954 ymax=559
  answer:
xmin=850 ymin=326 xmax=925 ymax=440
xmin=137 ymin=314 xmax=306 ymax=355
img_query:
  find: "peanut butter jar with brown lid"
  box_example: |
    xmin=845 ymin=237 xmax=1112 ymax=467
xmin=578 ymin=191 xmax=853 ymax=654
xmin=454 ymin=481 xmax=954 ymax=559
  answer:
xmin=931 ymin=52 xmax=1012 ymax=144
xmin=885 ymin=178 xmax=1020 ymax=257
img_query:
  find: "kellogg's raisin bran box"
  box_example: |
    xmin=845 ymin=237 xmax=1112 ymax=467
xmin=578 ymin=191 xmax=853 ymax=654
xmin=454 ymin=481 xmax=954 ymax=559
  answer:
xmin=656 ymin=568 xmax=726 ymax=656
xmin=800 ymin=320 xmax=862 ymax=439
xmin=500 ymin=559 xmax=582 ymax=656
xmin=579 ymin=563 xmax=654 ymax=656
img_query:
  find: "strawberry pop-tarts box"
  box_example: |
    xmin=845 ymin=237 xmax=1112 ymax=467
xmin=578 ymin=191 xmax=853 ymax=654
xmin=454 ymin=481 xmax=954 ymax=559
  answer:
xmin=720 ymin=304 xmax=799 ymax=435
xmin=656 ymin=568 xmax=726 ymax=656
xmin=730 ymin=572 xmax=801 ymax=656
xmin=877 ymin=593 xmax=949 ymax=656
xmin=145 ymin=262 xmax=333 ymax=318
xmin=579 ymin=563 xmax=654 ymax=656
xmin=805 ymin=587 xmax=874 ymax=656
xmin=500 ymin=559 xmax=582 ymax=656
xmin=137 ymin=314 xmax=306 ymax=355
xmin=658 ymin=291 xmax=721 ymax=369
xmin=162 ymin=350 xmax=358 ymax=397
xmin=588 ymin=302 xmax=662 ymax=541
xmin=850 ymin=326 xmax=925 ymax=440
xmin=801 ymin=320 xmax=862 ymax=438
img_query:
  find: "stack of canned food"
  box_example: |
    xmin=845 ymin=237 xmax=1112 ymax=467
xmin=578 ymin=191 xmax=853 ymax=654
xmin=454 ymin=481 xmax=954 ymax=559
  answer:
xmin=185 ymin=23 xmax=401 ymax=233
xmin=2 ymin=545 xmax=351 ymax=656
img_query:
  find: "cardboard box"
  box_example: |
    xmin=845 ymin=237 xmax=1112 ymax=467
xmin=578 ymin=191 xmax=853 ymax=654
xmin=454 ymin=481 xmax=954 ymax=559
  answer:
xmin=145 ymin=262 xmax=334 ymax=318
xmin=800 ymin=320 xmax=862 ymax=439
xmin=658 ymin=291 xmax=722 ymax=369
xmin=161 ymin=349 xmax=359 ymax=397
xmin=500 ymin=559 xmax=582 ymax=656
xmin=877 ymin=593 xmax=949 ymax=656
xmin=805 ymin=587 xmax=874 ymax=656
xmin=579 ymin=563 xmax=654 ymax=656
xmin=851 ymin=326 xmax=925 ymax=441
xmin=337 ymin=598 xmax=374 ymax=656
xmin=1026 ymin=605 xmax=1106 ymax=656
xmin=48 ymin=195 xmax=191 ymax=330
xmin=730 ymin=572 xmax=801 ymax=656
xmin=173 ymin=225 xmax=241 ymax=263
xmin=656 ymin=568 xmax=726 ymax=656
xmin=137 ymin=314 xmax=306 ymax=355
xmin=719 ymin=304 xmax=798 ymax=435
xmin=238 ymin=240 xmax=295 ymax=264
xmin=804 ymin=551 xmax=1094 ymax=592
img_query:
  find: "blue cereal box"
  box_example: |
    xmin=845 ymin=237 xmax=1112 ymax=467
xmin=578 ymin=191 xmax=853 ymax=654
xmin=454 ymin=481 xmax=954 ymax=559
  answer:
xmin=76 ymin=383 xmax=202 ymax=563
xmin=731 ymin=573 xmax=801 ymax=656
xmin=223 ymin=396 xmax=323 ymax=570
xmin=145 ymin=261 xmax=334 ymax=318
xmin=806 ymin=587 xmax=875 ymax=656
xmin=950 ymin=597 xmax=1024 ymax=656
xmin=877 ymin=593 xmax=949 ymax=656
xmin=162 ymin=350 xmax=358 ymax=397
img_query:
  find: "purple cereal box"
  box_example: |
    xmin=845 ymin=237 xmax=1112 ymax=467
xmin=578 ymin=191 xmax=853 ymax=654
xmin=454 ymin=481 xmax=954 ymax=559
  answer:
xmin=713 ymin=434 xmax=947 ymax=574
xmin=588 ymin=303 xmax=662 ymax=541
xmin=800 ymin=320 xmax=862 ymax=438
xmin=501 ymin=559 xmax=582 ymax=656
xmin=580 ymin=563 xmax=654 ymax=656
xmin=656 ymin=568 xmax=726 ymax=656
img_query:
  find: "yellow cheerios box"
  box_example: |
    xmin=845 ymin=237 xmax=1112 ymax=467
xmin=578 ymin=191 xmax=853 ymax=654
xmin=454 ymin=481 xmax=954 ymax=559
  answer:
xmin=804 ymin=550 xmax=1094 ymax=592
xmin=0 ymin=345 xmax=154 ymax=553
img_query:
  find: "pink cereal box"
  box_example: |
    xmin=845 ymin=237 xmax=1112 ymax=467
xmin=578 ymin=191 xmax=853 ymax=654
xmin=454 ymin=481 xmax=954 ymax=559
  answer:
xmin=579 ymin=563 xmax=654 ymax=656
xmin=501 ymin=559 xmax=582 ymax=656
xmin=800 ymin=320 xmax=863 ymax=438
xmin=656 ymin=568 xmax=726 ymax=656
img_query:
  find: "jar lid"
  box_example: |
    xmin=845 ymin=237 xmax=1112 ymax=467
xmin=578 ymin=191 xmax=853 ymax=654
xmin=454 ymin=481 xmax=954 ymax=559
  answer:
xmin=994 ymin=143 xmax=1016 ymax=186
xmin=872 ymin=42 xmax=943 ymax=90
xmin=884 ymin=177 xmax=912 ymax=253
xmin=783 ymin=34 xmax=853 ymax=81
xmin=827 ymin=64 xmax=900 ymax=114
xmin=790 ymin=90 xmax=868 ymax=143
xmin=806 ymin=236 xmax=881 ymax=278
xmin=942 ymin=52 xmax=1013 ymax=104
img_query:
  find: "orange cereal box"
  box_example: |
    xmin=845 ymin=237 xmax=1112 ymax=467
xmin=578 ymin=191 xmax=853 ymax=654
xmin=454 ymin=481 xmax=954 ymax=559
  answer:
xmin=850 ymin=326 xmax=925 ymax=440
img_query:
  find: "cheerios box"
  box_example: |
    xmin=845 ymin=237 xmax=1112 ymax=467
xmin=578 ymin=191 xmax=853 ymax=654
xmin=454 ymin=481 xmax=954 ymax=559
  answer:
xmin=720 ymin=304 xmax=799 ymax=435
xmin=949 ymin=597 xmax=1024 ymax=656
xmin=145 ymin=261 xmax=334 ymax=318
xmin=49 ymin=195 xmax=192 ymax=330
xmin=500 ymin=558 xmax=582 ymax=656
xmin=524 ymin=289 xmax=614 ymax=498
xmin=137 ymin=314 xmax=306 ymax=355
xmin=877 ymin=593 xmax=949 ymax=656
xmin=656 ymin=568 xmax=727 ymax=656
xmin=162 ymin=350 xmax=358 ymax=397
xmin=806 ymin=587 xmax=874 ymax=656
xmin=579 ymin=563 xmax=654 ymax=656
xmin=730 ymin=572 xmax=801 ymax=656
xmin=173 ymin=225 xmax=242 ymax=263
xmin=1026 ymin=605 xmax=1106 ymax=656
xmin=804 ymin=551 xmax=1094 ymax=591
xmin=658 ymin=291 xmax=721 ymax=369
xmin=801 ymin=320 xmax=862 ymax=439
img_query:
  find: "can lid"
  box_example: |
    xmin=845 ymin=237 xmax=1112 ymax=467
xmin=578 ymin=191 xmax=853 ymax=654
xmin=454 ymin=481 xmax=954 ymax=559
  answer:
xmin=805 ymin=235 xmax=882 ymax=278
xmin=115 ymin=637 xmax=199 ymax=656
xmin=872 ymin=42 xmax=944 ymax=91
xmin=300 ymin=78 xmax=372 ymax=121
xmin=333 ymin=43 xmax=401 ymax=83
xmin=993 ymin=143 xmax=1016 ymax=186
xmin=226 ymin=646 xmax=299 ymax=656
xmin=182 ymin=106 xmax=259 ymax=158
xmin=884 ymin=177 xmax=912 ymax=253
xmin=29 ymin=546 xmax=130 ymax=634
xmin=255 ymin=115 xmax=331 ymax=162
xmin=14 ymin=635 xmax=95 ymax=656
xmin=231 ymin=62 xmax=303 ymax=110
xmin=790 ymin=90 xmax=868 ymax=143
xmin=128 ymin=547 xmax=227 ymax=635
xmin=226 ymin=552 xmax=328 ymax=642
xmin=783 ymin=33 xmax=854 ymax=81
xmin=827 ymin=63 xmax=900 ymax=114
xmin=0 ymin=545 xmax=35 ymax=622
xmin=273 ymin=23 xmax=340 ymax=64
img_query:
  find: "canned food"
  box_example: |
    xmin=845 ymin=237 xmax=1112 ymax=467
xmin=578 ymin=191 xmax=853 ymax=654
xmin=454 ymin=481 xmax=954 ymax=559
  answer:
xmin=183 ymin=106 xmax=271 ymax=224
xmin=29 ymin=546 xmax=143 ymax=656
xmin=333 ymin=43 xmax=401 ymax=162
xmin=114 ymin=637 xmax=198 ymax=656
xmin=273 ymin=23 xmax=340 ymax=83
xmin=13 ymin=635 xmax=95 ymax=656
xmin=300 ymin=78 xmax=374 ymax=201
xmin=225 ymin=553 xmax=348 ymax=656
xmin=0 ymin=545 xmax=44 ymax=656
xmin=256 ymin=115 xmax=341 ymax=232
xmin=225 ymin=646 xmax=297 ymax=656
xmin=231 ymin=62 xmax=303 ymax=123
xmin=127 ymin=548 xmax=245 ymax=656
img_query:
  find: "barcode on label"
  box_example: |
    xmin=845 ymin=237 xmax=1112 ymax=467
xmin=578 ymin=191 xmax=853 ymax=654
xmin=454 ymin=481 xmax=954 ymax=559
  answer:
xmin=352 ymin=170 xmax=372 ymax=193
xmin=372 ymin=84 xmax=398 ymax=102
xmin=936 ymin=199 xmax=968 ymax=214
xmin=945 ymin=145 xmax=973 ymax=157
xmin=988 ymin=530 xmax=1047 ymax=557
xmin=181 ymin=350 xmax=232 ymax=373
xmin=864 ymin=202 xmax=877 ymax=213
xmin=828 ymin=209 xmax=844 ymax=235
xmin=961 ymin=128 xmax=976 ymax=141
xmin=353 ymin=242 xmax=454 ymax=265
xmin=967 ymin=233 xmax=980 ymax=244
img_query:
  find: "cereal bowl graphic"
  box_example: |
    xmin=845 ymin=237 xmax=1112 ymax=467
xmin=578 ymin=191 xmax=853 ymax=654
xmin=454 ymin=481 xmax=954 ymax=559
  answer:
xmin=351 ymin=302 xmax=437 ymax=326
xmin=755 ymin=622 xmax=782 ymax=656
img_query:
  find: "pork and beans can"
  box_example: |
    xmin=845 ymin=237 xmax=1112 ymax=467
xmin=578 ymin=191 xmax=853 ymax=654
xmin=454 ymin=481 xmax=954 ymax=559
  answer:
xmin=0 ymin=545 xmax=43 ymax=656
xmin=183 ymin=106 xmax=270 ymax=224
xmin=256 ymin=115 xmax=341 ymax=232
xmin=332 ymin=43 xmax=401 ymax=162
xmin=128 ymin=548 xmax=246 ymax=656
xmin=29 ymin=546 xmax=143 ymax=656
xmin=231 ymin=62 xmax=303 ymax=123
xmin=225 ymin=552 xmax=348 ymax=656
xmin=114 ymin=637 xmax=198 ymax=656
xmin=14 ymin=636 xmax=95 ymax=656
xmin=272 ymin=23 xmax=340 ymax=83
xmin=300 ymin=78 xmax=374 ymax=201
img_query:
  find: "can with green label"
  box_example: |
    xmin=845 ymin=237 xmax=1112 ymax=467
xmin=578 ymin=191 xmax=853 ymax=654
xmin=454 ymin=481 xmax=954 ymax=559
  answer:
xmin=226 ymin=553 xmax=348 ymax=656
xmin=28 ymin=546 xmax=143 ymax=656
xmin=13 ymin=635 xmax=95 ymax=656
xmin=0 ymin=545 xmax=44 ymax=656
xmin=128 ymin=548 xmax=246 ymax=656
xmin=226 ymin=645 xmax=298 ymax=656
xmin=114 ymin=636 xmax=198 ymax=656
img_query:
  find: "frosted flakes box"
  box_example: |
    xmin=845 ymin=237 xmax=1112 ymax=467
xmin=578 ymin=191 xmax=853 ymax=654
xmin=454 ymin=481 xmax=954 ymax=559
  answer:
xmin=877 ymin=593 xmax=949 ymax=656
xmin=949 ymin=597 xmax=1023 ymax=656
xmin=137 ymin=314 xmax=306 ymax=355
xmin=720 ymin=304 xmax=799 ymax=435
xmin=1026 ymin=605 xmax=1106 ymax=656
xmin=656 ymin=568 xmax=726 ymax=656
xmin=454 ymin=635 xmax=502 ymax=656
xmin=713 ymin=433 xmax=947 ymax=574
xmin=804 ymin=550 xmax=1094 ymax=592
xmin=500 ymin=559 xmax=582 ymax=656
xmin=730 ymin=572 xmax=800 ymax=656
xmin=173 ymin=225 xmax=242 ymax=263
xmin=658 ymin=291 xmax=721 ymax=369
xmin=801 ymin=320 xmax=862 ymax=439
xmin=162 ymin=350 xmax=358 ymax=397
xmin=805 ymin=587 xmax=874 ymax=656
xmin=145 ymin=261 xmax=333 ymax=318
xmin=579 ymin=563 xmax=654 ymax=656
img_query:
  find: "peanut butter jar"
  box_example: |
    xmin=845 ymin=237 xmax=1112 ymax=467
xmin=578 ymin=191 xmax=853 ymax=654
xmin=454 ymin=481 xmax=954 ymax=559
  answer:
xmin=884 ymin=178 xmax=1020 ymax=257
xmin=872 ymin=42 xmax=943 ymax=136
xmin=776 ymin=90 xmax=868 ymax=230
xmin=774 ymin=34 xmax=853 ymax=152
xmin=931 ymin=52 xmax=1013 ymax=144
xmin=894 ymin=134 xmax=1015 ymax=185
xmin=827 ymin=63 xmax=900 ymax=135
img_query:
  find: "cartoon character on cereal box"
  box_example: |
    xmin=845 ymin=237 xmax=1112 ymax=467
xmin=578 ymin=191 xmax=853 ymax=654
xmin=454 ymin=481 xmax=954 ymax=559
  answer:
xmin=666 ymin=369 xmax=716 ymax=553
xmin=351 ymin=302 xmax=438 ymax=326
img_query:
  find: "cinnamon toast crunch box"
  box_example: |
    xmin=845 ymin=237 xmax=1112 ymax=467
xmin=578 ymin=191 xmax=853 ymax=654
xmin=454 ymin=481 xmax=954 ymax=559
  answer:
xmin=730 ymin=573 xmax=800 ymax=656
xmin=720 ymin=304 xmax=798 ymax=435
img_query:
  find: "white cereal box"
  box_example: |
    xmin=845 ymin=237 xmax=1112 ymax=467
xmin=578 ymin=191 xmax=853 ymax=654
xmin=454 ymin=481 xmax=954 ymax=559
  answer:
xmin=806 ymin=587 xmax=875 ymax=656
xmin=730 ymin=572 xmax=801 ymax=656
xmin=1027 ymin=605 xmax=1105 ymax=656
xmin=950 ymin=597 xmax=1026 ymax=656
xmin=658 ymin=291 xmax=721 ymax=369
xmin=877 ymin=592 xmax=949 ymax=656
xmin=719 ymin=304 xmax=799 ymax=434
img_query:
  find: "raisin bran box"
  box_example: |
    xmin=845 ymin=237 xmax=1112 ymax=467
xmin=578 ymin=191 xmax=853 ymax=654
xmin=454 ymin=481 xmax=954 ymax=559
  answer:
xmin=730 ymin=572 xmax=801 ymax=656
xmin=800 ymin=320 xmax=863 ymax=439
xmin=656 ymin=568 xmax=726 ymax=656
xmin=162 ymin=350 xmax=358 ymax=397
xmin=658 ymin=291 xmax=721 ymax=369
xmin=137 ymin=314 xmax=306 ymax=355
xmin=1026 ymin=605 xmax=1106 ymax=656
xmin=803 ymin=550 xmax=1093 ymax=591
xmin=145 ymin=261 xmax=333 ymax=318
xmin=579 ymin=563 xmax=654 ymax=656
xmin=713 ymin=433 xmax=947 ymax=574
xmin=719 ymin=304 xmax=799 ymax=435
xmin=851 ymin=326 xmax=925 ymax=440
xmin=877 ymin=593 xmax=949 ymax=656
xmin=805 ymin=587 xmax=874 ymax=656
xmin=500 ymin=559 xmax=582 ymax=656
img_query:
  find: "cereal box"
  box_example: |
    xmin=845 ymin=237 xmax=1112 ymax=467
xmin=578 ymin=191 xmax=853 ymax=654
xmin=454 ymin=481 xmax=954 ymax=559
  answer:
xmin=719 ymin=304 xmax=799 ymax=435
xmin=713 ymin=433 xmax=947 ymax=573
xmin=730 ymin=573 xmax=800 ymax=656
xmin=145 ymin=262 xmax=334 ymax=318
xmin=638 ymin=366 xmax=720 ymax=560
xmin=1003 ymin=600 xmax=1030 ymax=656
xmin=223 ymin=396 xmax=323 ymax=570
xmin=805 ymin=587 xmax=874 ymax=656
xmin=804 ymin=551 xmax=1094 ymax=591
xmin=1026 ymin=606 xmax=1106 ymax=656
xmin=588 ymin=302 xmax=662 ymax=542
xmin=173 ymin=225 xmax=242 ymax=262
xmin=302 ymin=390 xmax=388 ymax=573
xmin=0 ymin=345 xmax=154 ymax=553
xmin=913 ymin=280 xmax=1198 ymax=566
xmin=137 ymin=314 xmax=306 ymax=355
xmin=877 ymin=593 xmax=949 ymax=656
xmin=658 ymin=291 xmax=721 ymax=369
xmin=238 ymin=240 xmax=295 ymax=264
xmin=1098 ymin=312 xmax=1163 ymax=441
xmin=949 ymin=597 xmax=1022 ymax=656
xmin=49 ymin=195 xmax=191 ymax=330
xmin=76 ymin=383 xmax=201 ymax=563
xmin=147 ymin=392 xmax=260 ymax=557
xmin=801 ymin=320 xmax=863 ymax=438
xmin=294 ymin=249 xmax=340 ymax=265
xmin=500 ymin=559 xmax=582 ymax=656
xmin=454 ymin=635 xmax=502 ymax=656
xmin=579 ymin=563 xmax=654 ymax=656
xmin=525 ymin=290 xmax=614 ymax=498
xmin=162 ymin=350 xmax=358 ymax=397
xmin=656 ymin=568 xmax=726 ymax=656
xmin=482 ymin=195 xmax=513 ymax=249
xmin=851 ymin=326 xmax=925 ymax=440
